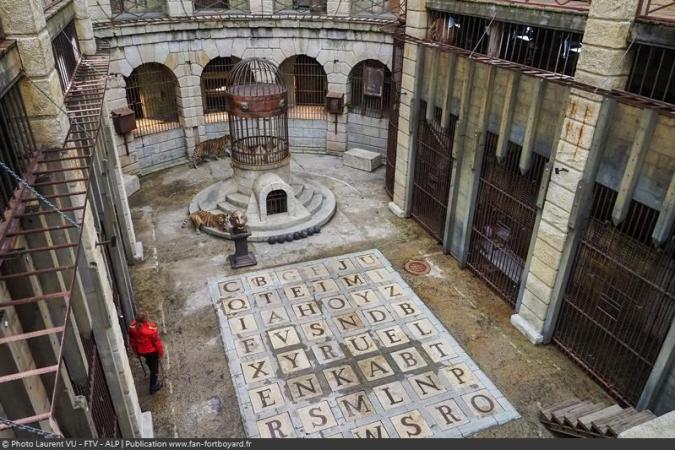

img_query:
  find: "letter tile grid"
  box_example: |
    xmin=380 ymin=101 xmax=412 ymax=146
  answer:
xmin=209 ymin=249 xmax=519 ymax=438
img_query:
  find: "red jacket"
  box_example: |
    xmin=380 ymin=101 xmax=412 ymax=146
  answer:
xmin=129 ymin=320 xmax=164 ymax=357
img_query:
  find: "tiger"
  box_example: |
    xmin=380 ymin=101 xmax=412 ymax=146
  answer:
xmin=191 ymin=135 xmax=231 ymax=168
xmin=181 ymin=210 xmax=228 ymax=234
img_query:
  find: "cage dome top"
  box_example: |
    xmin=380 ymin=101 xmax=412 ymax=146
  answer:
xmin=227 ymin=57 xmax=286 ymax=96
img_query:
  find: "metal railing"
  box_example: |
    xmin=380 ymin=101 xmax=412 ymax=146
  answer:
xmin=0 ymin=42 xmax=111 ymax=437
xmin=273 ymin=0 xmax=327 ymax=14
xmin=193 ymin=0 xmax=250 ymax=12
xmin=637 ymin=0 xmax=675 ymax=23
xmin=125 ymin=63 xmax=180 ymax=136
xmin=498 ymin=0 xmax=591 ymax=11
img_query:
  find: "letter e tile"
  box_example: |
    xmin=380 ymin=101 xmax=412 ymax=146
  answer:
xmin=248 ymin=383 xmax=285 ymax=414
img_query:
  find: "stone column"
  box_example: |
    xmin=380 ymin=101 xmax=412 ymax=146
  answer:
xmin=0 ymin=0 xmax=70 ymax=148
xmin=388 ymin=0 xmax=426 ymax=217
xmin=326 ymin=73 xmax=348 ymax=154
xmin=74 ymin=0 xmax=97 ymax=55
xmin=511 ymin=89 xmax=611 ymax=344
xmin=510 ymin=0 xmax=641 ymax=344
xmin=327 ymin=0 xmax=350 ymax=16
xmin=176 ymin=61 xmax=205 ymax=159
xmin=253 ymin=0 xmax=269 ymax=14
xmin=574 ymin=0 xmax=639 ymax=90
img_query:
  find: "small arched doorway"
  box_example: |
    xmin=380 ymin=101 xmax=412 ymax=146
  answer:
xmin=267 ymin=190 xmax=288 ymax=215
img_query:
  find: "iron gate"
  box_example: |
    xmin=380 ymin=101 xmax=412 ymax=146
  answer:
xmin=553 ymin=184 xmax=675 ymax=406
xmin=410 ymin=104 xmax=456 ymax=241
xmin=73 ymin=335 xmax=122 ymax=438
xmin=385 ymin=39 xmax=404 ymax=198
xmin=467 ymin=134 xmax=547 ymax=306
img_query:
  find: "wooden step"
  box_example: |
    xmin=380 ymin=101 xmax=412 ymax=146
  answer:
xmin=592 ymin=408 xmax=636 ymax=435
xmin=563 ymin=402 xmax=608 ymax=427
xmin=607 ymin=410 xmax=656 ymax=437
xmin=539 ymin=398 xmax=581 ymax=422
xmin=552 ymin=400 xmax=595 ymax=424
xmin=578 ymin=404 xmax=624 ymax=431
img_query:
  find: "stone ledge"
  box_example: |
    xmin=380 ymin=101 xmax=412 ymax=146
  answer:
xmin=511 ymin=313 xmax=544 ymax=345
xmin=343 ymin=148 xmax=383 ymax=172
xmin=619 ymin=410 xmax=675 ymax=438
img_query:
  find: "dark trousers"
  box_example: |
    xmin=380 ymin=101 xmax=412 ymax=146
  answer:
xmin=140 ymin=352 xmax=160 ymax=392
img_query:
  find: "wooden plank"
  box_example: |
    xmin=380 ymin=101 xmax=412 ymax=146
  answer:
xmin=539 ymin=398 xmax=581 ymax=421
xmin=551 ymin=400 xmax=594 ymax=424
xmin=652 ymin=172 xmax=675 ymax=246
xmin=496 ymin=71 xmax=521 ymax=162
xmin=562 ymin=402 xmax=607 ymax=426
xmin=591 ymin=408 xmax=636 ymax=435
xmin=612 ymin=108 xmax=658 ymax=226
xmin=578 ymin=404 xmax=623 ymax=430
xmin=519 ymin=78 xmax=546 ymax=174
xmin=607 ymin=410 xmax=656 ymax=436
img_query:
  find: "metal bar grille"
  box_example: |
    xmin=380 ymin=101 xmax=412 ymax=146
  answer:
xmin=0 ymin=42 xmax=111 ymax=436
xmin=410 ymin=101 xmax=457 ymax=242
xmin=637 ymin=0 xmax=675 ymax=23
xmin=125 ymin=63 xmax=180 ymax=136
xmin=111 ymin=0 xmax=166 ymax=19
xmin=351 ymin=0 xmax=401 ymax=15
xmin=0 ymin=80 xmax=36 ymax=218
xmin=193 ymin=0 xmax=250 ymax=11
xmin=266 ymin=190 xmax=288 ymax=215
xmin=627 ymin=43 xmax=675 ymax=105
xmin=467 ymin=134 xmax=548 ymax=306
xmin=281 ymin=55 xmax=327 ymax=120
xmin=229 ymin=116 xmax=290 ymax=165
xmin=553 ymin=183 xmax=675 ymax=406
xmin=385 ymin=40 xmax=404 ymax=198
xmin=273 ymin=0 xmax=327 ymax=14
xmin=72 ymin=336 xmax=121 ymax=438
xmin=427 ymin=10 xmax=583 ymax=76
xmin=348 ymin=60 xmax=392 ymax=118
xmin=202 ymin=57 xmax=240 ymax=124
xmin=52 ymin=21 xmax=82 ymax=93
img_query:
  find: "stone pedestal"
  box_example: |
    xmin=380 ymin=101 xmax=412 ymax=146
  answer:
xmin=228 ymin=230 xmax=257 ymax=269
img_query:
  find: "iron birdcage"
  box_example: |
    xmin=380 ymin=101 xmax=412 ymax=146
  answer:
xmin=225 ymin=58 xmax=290 ymax=167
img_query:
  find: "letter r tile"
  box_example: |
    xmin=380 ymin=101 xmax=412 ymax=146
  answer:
xmin=257 ymin=412 xmax=296 ymax=438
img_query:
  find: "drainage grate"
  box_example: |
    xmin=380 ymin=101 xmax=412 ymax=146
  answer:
xmin=403 ymin=259 xmax=431 ymax=276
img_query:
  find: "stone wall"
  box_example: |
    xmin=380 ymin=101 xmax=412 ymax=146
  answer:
xmin=346 ymin=113 xmax=389 ymax=155
xmin=97 ymin=16 xmax=394 ymax=174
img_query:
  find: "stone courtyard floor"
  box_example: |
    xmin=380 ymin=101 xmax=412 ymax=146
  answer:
xmin=128 ymin=154 xmax=611 ymax=438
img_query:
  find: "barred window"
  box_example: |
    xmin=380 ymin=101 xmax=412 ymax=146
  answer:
xmin=273 ymin=0 xmax=327 ymax=14
xmin=351 ymin=0 xmax=400 ymax=16
xmin=348 ymin=60 xmax=392 ymax=118
xmin=0 ymin=79 xmax=36 ymax=218
xmin=626 ymin=44 xmax=675 ymax=105
xmin=201 ymin=56 xmax=241 ymax=124
xmin=52 ymin=21 xmax=81 ymax=92
xmin=111 ymin=0 xmax=166 ymax=18
xmin=427 ymin=10 xmax=583 ymax=76
xmin=125 ymin=63 xmax=180 ymax=136
xmin=280 ymin=55 xmax=327 ymax=120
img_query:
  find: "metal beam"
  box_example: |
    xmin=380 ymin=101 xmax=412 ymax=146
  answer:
xmin=612 ymin=108 xmax=658 ymax=226
xmin=520 ymin=78 xmax=546 ymax=174
xmin=496 ymin=71 xmax=520 ymax=162
xmin=653 ymin=172 xmax=675 ymax=246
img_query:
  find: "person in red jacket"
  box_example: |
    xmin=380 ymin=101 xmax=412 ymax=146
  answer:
xmin=128 ymin=311 xmax=164 ymax=394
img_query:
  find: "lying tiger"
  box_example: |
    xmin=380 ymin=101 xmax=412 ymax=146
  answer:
xmin=182 ymin=209 xmax=248 ymax=234
xmin=191 ymin=135 xmax=231 ymax=168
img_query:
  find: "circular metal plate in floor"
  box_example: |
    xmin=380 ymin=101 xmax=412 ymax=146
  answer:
xmin=404 ymin=259 xmax=431 ymax=276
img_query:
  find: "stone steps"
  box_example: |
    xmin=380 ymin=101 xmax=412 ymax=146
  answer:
xmin=226 ymin=192 xmax=249 ymax=209
xmin=306 ymin=192 xmax=323 ymax=215
xmin=298 ymin=185 xmax=314 ymax=206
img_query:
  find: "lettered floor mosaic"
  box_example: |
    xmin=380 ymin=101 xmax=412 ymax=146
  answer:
xmin=209 ymin=249 xmax=519 ymax=438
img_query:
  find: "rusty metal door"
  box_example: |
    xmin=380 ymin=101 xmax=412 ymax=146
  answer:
xmin=467 ymin=134 xmax=548 ymax=306
xmin=410 ymin=108 xmax=456 ymax=242
xmin=553 ymin=184 xmax=675 ymax=406
xmin=385 ymin=40 xmax=404 ymax=198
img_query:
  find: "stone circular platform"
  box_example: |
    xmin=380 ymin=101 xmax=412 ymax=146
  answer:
xmin=188 ymin=176 xmax=336 ymax=242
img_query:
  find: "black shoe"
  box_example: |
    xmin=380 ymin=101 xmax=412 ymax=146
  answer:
xmin=150 ymin=381 xmax=163 ymax=394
